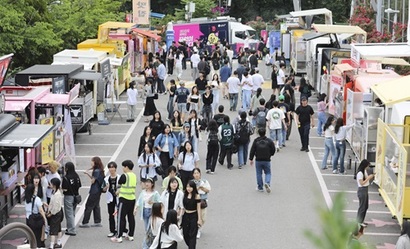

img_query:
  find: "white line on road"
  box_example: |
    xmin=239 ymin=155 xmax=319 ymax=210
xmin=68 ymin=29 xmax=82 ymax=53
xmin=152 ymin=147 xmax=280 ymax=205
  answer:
xmin=321 ymin=173 xmax=354 ymax=177
xmin=309 ymin=147 xmax=352 ymax=151
xmin=74 ymin=144 xmax=120 ymax=146
xmin=76 ymin=133 xmax=127 ymax=136
xmin=328 ymin=190 xmax=379 ymax=194
xmin=364 ymin=232 xmax=400 ymax=236
xmin=74 ymin=156 xmax=111 ymax=158
xmin=343 ymin=209 xmax=391 ymax=214
xmin=308 ymin=146 xmax=333 ymax=208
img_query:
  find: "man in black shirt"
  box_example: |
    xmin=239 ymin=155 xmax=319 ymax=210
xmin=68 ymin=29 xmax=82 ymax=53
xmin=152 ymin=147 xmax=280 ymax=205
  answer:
xmin=195 ymin=72 xmax=208 ymax=95
xmin=213 ymin=105 xmax=228 ymax=127
xmin=294 ymin=96 xmax=314 ymax=152
xmin=248 ymin=51 xmax=258 ymax=70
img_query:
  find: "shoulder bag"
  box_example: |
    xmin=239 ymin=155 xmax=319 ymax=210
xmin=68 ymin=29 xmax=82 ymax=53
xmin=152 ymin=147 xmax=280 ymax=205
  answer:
xmin=65 ymin=177 xmax=82 ymax=204
xmin=27 ymin=196 xmax=44 ymax=229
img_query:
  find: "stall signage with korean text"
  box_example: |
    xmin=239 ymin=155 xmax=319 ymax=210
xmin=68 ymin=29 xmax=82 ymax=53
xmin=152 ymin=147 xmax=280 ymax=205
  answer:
xmin=52 ymin=76 xmax=66 ymax=94
xmin=133 ymin=0 xmax=150 ymax=25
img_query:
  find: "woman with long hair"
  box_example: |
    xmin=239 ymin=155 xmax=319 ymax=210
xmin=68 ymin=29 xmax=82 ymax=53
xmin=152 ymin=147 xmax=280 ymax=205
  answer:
xmin=316 ymin=93 xmax=328 ymax=136
xmin=178 ymin=141 xmax=200 ymax=189
xmin=334 ymin=117 xmax=355 ymax=174
xmin=188 ymin=86 xmax=201 ymax=113
xmin=150 ymin=209 xmax=184 ymax=249
xmin=149 ymin=110 xmax=165 ymax=140
xmin=250 ymin=87 xmax=264 ymax=126
xmin=188 ymin=110 xmax=201 ymax=152
xmin=167 ymin=80 xmax=177 ymax=121
xmin=138 ymin=142 xmax=161 ymax=182
xmin=126 ymin=81 xmax=138 ymax=122
xmin=155 ymin=124 xmax=180 ymax=175
xmin=160 ymin=177 xmax=184 ymax=219
xmin=32 ymin=173 xmax=46 ymax=204
xmin=25 ymin=183 xmax=47 ymax=248
xmin=170 ymin=110 xmax=183 ymax=137
xmin=146 ymin=202 xmax=164 ymax=248
xmin=210 ymin=73 xmax=220 ymax=114
xmin=138 ymin=126 xmax=155 ymax=156
xmin=356 ymin=159 xmax=374 ymax=227
xmin=80 ymin=156 xmax=104 ymax=228
xmin=181 ymin=180 xmax=202 ymax=249
xmin=167 ymin=48 xmax=175 ymax=75
xmin=47 ymin=178 xmax=64 ymax=248
xmin=143 ymin=78 xmax=158 ymax=122
xmin=205 ymin=120 xmax=219 ymax=174
xmin=396 ymin=220 xmax=410 ymax=248
xmin=175 ymin=49 xmax=184 ymax=80
xmin=135 ymin=178 xmax=161 ymax=249
xmin=201 ymin=85 xmax=214 ymax=127
xmin=298 ymin=76 xmax=312 ymax=101
xmin=271 ymin=65 xmax=279 ymax=95
xmin=62 ymin=162 xmax=81 ymax=236
xmin=321 ymin=116 xmax=337 ymax=172
xmin=192 ymin=169 xmax=210 ymax=239
xmin=265 ymin=94 xmax=276 ymax=110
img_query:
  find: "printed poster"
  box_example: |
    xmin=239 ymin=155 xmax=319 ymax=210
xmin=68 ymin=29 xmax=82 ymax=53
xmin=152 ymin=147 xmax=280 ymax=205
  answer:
xmin=133 ymin=0 xmax=150 ymax=25
xmin=40 ymin=117 xmax=54 ymax=164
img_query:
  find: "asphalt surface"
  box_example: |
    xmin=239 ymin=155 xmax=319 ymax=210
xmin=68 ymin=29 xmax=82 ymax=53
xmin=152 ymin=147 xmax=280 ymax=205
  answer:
xmin=0 ymin=62 xmax=401 ymax=249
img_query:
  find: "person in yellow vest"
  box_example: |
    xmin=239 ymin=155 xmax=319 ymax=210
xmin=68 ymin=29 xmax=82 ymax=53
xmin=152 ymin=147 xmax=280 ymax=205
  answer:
xmin=111 ymin=160 xmax=137 ymax=243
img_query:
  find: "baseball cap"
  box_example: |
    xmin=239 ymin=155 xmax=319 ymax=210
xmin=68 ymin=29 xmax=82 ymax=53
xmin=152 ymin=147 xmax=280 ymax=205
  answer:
xmin=278 ymin=95 xmax=285 ymax=101
xmin=301 ymin=96 xmax=308 ymax=101
xmin=183 ymin=122 xmax=190 ymax=128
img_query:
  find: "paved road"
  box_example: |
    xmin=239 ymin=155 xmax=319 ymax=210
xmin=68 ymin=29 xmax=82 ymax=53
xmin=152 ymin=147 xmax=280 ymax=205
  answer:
xmin=0 ymin=62 xmax=401 ymax=249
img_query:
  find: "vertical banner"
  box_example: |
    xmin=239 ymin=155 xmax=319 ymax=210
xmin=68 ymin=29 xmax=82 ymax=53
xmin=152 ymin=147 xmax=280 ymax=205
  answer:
xmin=328 ymin=74 xmax=343 ymax=115
xmin=0 ymin=54 xmax=13 ymax=86
xmin=133 ymin=0 xmax=150 ymax=25
xmin=64 ymin=108 xmax=76 ymax=165
xmin=40 ymin=117 xmax=55 ymax=164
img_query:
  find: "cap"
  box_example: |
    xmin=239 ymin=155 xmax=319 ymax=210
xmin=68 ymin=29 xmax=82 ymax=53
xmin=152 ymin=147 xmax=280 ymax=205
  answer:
xmin=146 ymin=177 xmax=154 ymax=183
xmin=183 ymin=122 xmax=191 ymax=128
xmin=301 ymin=96 xmax=308 ymax=101
xmin=179 ymin=81 xmax=185 ymax=85
xmin=278 ymin=95 xmax=285 ymax=101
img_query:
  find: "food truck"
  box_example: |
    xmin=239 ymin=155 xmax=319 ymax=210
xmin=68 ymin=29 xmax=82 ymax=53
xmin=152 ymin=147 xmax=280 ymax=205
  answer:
xmin=370 ymin=76 xmax=410 ymax=226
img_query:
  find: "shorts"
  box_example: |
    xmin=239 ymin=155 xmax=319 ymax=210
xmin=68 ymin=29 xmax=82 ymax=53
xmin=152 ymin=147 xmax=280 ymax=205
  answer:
xmin=49 ymin=209 xmax=63 ymax=235
xmin=177 ymin=103 xmax=187 ymax=113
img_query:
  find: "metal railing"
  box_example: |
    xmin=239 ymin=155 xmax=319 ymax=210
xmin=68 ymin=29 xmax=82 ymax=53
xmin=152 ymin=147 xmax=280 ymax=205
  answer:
xmin=0 ymin=222 xmax=36 ymax=249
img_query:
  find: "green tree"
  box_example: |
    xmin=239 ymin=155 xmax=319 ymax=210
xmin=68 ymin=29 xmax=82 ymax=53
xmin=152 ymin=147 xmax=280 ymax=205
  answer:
xmin=305 ymin=193 xmax=366 ymax=249
xmin=173 ymin=0 xmax=217 ymax=20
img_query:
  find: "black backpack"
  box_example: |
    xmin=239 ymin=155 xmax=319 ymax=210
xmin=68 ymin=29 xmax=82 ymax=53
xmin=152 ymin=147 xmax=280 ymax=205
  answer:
xmin=208 ymin=130 xmax=219 ymax=145
xmin=256 ymin=137 xmax=275 ymax=157
xmin=255 ymin=107 xmax=267 ymax=127
xmin=236 ymin=122 xmax=251 ymax=145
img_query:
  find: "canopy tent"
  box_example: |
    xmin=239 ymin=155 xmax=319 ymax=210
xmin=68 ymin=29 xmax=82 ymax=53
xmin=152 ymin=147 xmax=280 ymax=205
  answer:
xmin=371 ymin=75 xmax=410 ymax=105
xmin=133 ymin=28 xmax=161 ymax=41
xmin=312 ymin=24 xmax=367 ymax=43
xmin=363 ymin=57 xmax=410 ymax=66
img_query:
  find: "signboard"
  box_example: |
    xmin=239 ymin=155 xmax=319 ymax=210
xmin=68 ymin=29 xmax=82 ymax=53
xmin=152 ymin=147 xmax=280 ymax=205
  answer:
xmin=0 ymin=54 xmax=13 ymax=87
xmin=40 ymin=117 xmax=54 ymax=164
xmin=133 ymin=0 xmax=150 ymax=25
xmin=375 ymin=119 xmax=386 ymax=184
xmin=351 ymin=46 xmax=360 ymax=67
xmin=52 ymin=76 xmax=66 ymax=94
xmin=268 ymin=31 xmax=281 ymax=54
xmin=100 ymin=58 xmax=111 ymax=79
xmin=70 ymin=105 xmax=83 ymax=124
xmin=328 ymin=74 xmax=343 ymax=115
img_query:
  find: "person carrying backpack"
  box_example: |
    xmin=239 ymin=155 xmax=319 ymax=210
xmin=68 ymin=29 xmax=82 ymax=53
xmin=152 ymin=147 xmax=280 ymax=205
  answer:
xmin=249 ymin=128 xmax=276 ymax=193
xmin=235 ymin=112 xmax=254 ymax=169
xmin=206 ymin=120 xmax=219 ymax=174
xmin=253 ymin=98 xmax=267 ymax=132
xmin=218 ymin=115 xmax=234 ymax=169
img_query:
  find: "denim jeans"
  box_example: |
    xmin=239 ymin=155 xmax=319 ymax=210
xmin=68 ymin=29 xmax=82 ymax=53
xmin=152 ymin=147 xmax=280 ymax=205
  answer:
xmin=298 ymin=124 xmax=311 ymax=149
xmin=242 ymin=89 xmax=252 ymax=110
xmin=142 ymin=207 xmax=152 ymax=232
xmin=167 ymin=96 xmax=174 ymax=120
xmin=237 ymin=142 xmax=249 ymax=166
xmin=322 ymin=138 xmax=337 ymax=170
xmin=229 ymin=93 xmax=238 ymax=111
xmin=269 ymin=128 xmax=282 ymax=147
xmin=157 ymin=78 xmax=165 ymax=93
xmin=335 ymin=140 xmax=347 ymax=173
xmin=64 ymin=195 xmax=77 ymax=234
xmin=255 ymin=161 xmax=271 ymax=190
xmin=317 ymin=112 xmax=326 ymax=136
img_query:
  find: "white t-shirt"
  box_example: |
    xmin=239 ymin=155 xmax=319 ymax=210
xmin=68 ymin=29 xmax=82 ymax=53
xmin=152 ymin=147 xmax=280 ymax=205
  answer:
xmin=190 ymin=54 xmax=201 ymax=68
xmin=127 ymin=88 xmax=138 ymax=105
xmin=25 ymin=196 xmax=42 ymax=219
xmin=324 ymin=125 xmax=334 ymax=138
xmin=175 ymin=54 xmax=184 ymax=66
xmin=277 ymin=69 xmax=285 ymax=85
xmin=266 ymin=108 xmax=285 ymax=130
xmin=178 ymin=152 xmax=199 ymax=171
xmin=227 ymin=76 xmax=240 ymax=94
xmin=251 ymin=73 xmax=264 ymax=91
xmin=241 ymin=76 xmax=253 ymax=91
xmin=357 ymin=171 xmax=369 ymax=187
xmin=46 ymin=172 xmax=61 ymax=199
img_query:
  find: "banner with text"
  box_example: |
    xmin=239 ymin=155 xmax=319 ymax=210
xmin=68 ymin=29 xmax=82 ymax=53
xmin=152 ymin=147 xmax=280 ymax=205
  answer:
xmin=133 ymin=0 xmax=150 ymax=25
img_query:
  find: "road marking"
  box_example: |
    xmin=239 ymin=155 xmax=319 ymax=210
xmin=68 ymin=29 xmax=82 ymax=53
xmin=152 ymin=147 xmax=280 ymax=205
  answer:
xmin=307 ymin=146 xmax=333 ymax=208
xmin=321 ymin=173 xmax=353 ymax=177
xmin=76 ymin=133 xmax=127 ymax=136
xmin=74 ymin=144 xmax=120 ymax=146
xmin=61 ymin=107 xmax=144 ymax=246
xmin=328 ymin=190 xmax=379 ymax=194
xmin=365 ymin=232 xmax=400 ymax=237
xmin=309 ymin=147 xmax=352 ymax=151
xmin=343 ymin=210 xmax=391 ymax=214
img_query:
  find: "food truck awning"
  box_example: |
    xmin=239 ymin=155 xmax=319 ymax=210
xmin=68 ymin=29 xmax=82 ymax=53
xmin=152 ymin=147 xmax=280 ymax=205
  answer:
xmin=312 ymin=24 xmax=367 ymax=35
xmin=4 ymin=101 xmax=30 ymax=112
xmin=0 ymin=124 xmax=54 ymax=148
xmin=351 ymin=43 xmax=410 ymax=58
xmin=133 ymin=28 xmax=161 ymax=41
xmin=36 ymin=83 xmax=80 ymax=105
xmin=363 ymin=57 xmax=410 ymax=66
xmin=15 ymin=65 xmax=84 ymax=86
xmin=371 ymin=75 xmax=410 ymax=105
xmin=70 ymin=71 xmax=102 ymax=81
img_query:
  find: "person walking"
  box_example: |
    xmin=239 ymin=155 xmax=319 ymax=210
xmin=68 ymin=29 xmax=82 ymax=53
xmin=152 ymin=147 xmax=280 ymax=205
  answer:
xmin=104 ymin=161 xmax=121 ymax=238
xmin=192 ymin=168 xmax=210 ymax=239
xmin=316 ymin=93 xmax=327 ymax=136
xmin=160 ymin=177 xmax=184 ymax=220
xmin=174 ymin=50 xmax=184 ymax=80
xmin=46 ymin=161 xmax=61 ymax=204
xmin=138 ymin=142 xmax=161 ymax=182
xmin=47 ymin=178 xmax=64 ymax=248
xmin=190 ymin=49 xmax=201 ymax=81
xmin=156 ymin=58 xmax=167 ymax=94
xmin=170 ymin=110 xmax=183 ymax=137
xmin=146 ymin=203 xmax=164 ymax=248
xmin=356 ymin=159 xmax=374 ymax=227
xmin=396 ymin=220 xmax=410 ymax=249
xmin=234 ymin=111 xmax=254 ymax=169
xmin=174 ymin=81 xmax=190 ymax=122
xmin=162 ymin=166 xmax=183 ymax=191
xmin=62 ymin=162 xmax=81 ymax=236
xmin=210 ymin=74 xmax=220 ymax=114
xmin=111 ymin=160 xmax=137 ymax=243
xmin=218 ymin=115 xmax=235 ymax=169
xmin=80 ymin=156 xmax=104 ymax=228
xmin=188 ymin=110 xmax=202 ymax=153
xmin=226 ymin=71 xmax=241 ymax=112
xmin=149 ymin=209 xmax=184 ymax=249
xmin=149 ymin=111 xmax=165 ymax=140
xmin=298 ymin=76 xmax=312 ymax=101
xmin=167 ymin=80 xmax=177 ymax=121
xmin=219 ymin=60 xmax=231 ymax=99
xmin=178 ymin=122 xmax=193 ymax=153
xmin=155 ymin=124 xmax=180 ymax=176
xmin=143 ymin=78 xmax=158 ymax=122
xmin=178 ymin=141 xmax=200 ymax=189
xmin=249 ymin=128 xmax=276 ymax=193
xmin=188 ymin=86 xmax=201 ymax=115
xmin=321 ymin=116 xmax=338 ymax=172
xmin=250 ymin=88 xmax=265 ymax=125
xmin=195 ymin=72 xmax=208 ymax=95
xmin=241 ymin=71 xmax=253 ymax=111
xmin=278 ymin=95 xmax=291 ymax=147
xmin=271 ymin=65 xmax=279 ymax=96
xmin=205 ymin=120 xmax=219 ymax=174
xmin=25 ymin=183 xmax=47 ymax=248
xmin=201 ymin=85 xmax=214 ymax=126
xmin=138 ymin=126 xmax=155 ymax=156
xmin=334 ymin=117 xmax=355 ymax=174
xmin=251 ymin=68 xmax=264 ymax=93
xmin=294 ymin=96 xmax=314 ymax=152
xmin=167 ymin=48 xmax=175 ymax=75
xmin=181 ymin=180 xmax=202 ymax=249
xmin=266 ymin=101 xmax=286 ymax=151
xmin=126 ymin=82 xmax=138 ymax=122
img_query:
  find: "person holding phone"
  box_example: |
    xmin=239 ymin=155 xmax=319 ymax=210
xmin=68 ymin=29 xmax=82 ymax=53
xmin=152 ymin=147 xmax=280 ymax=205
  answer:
xmin=356 ymin=159 xmax=374 ymax=227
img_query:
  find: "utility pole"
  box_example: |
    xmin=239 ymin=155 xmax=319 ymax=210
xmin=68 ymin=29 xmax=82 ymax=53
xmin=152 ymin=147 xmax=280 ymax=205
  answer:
xmin=292 ymin=0 xmax=301 ymax=11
